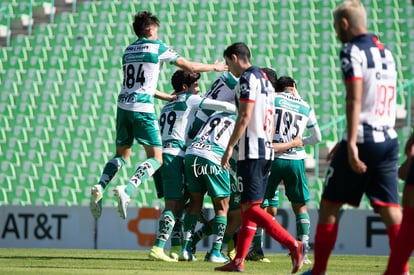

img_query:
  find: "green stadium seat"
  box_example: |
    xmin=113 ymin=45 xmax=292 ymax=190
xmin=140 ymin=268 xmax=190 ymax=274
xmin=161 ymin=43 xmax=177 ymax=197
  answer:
xmin=10 ymin=186 xmax=31 ymax=205
xmin=33 ymin=186 xmax=55 ymax=206
xmin=57 ymin=186 xmax=79 ymax=206
xmin=0 ymin=187 xmax=8 ymax=205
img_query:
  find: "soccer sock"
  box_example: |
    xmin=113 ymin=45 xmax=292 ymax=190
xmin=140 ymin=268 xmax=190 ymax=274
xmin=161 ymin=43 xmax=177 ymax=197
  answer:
xmin=211 ymin=215 xmax=227 ymax=252
xmin=387 ymin=222 xmax=409 ymax=273
xmin=245 ymin=205 xmax=298 ymax=250
xmin=125 ymin=158 xmax=161 ymax=195
xmin=170 ymin=214 xmax=183 ymax=247
xmin=384 ymin=207 xmax=414 ymax=275
xmin=234 ymin=214 xmax=257 ymax=261
xmin=182 ymin=214 xmax=198 ymax=251
xmin=192 ymin=220 xmax=213 ymax=247
xmin=154 ymin=210 xmax=175 ymax=248
xmin=222 ymin=233 xmax=233 ymax=251
xmin=252 ymin=227 xmax=263 ymax=249
xmin=98 ymin=156 xmax=126 ymax=189
xmin=312 ymin=223 xmax=338 ymax=275
xmin=296 ymin=213 xmax=310 ymax=243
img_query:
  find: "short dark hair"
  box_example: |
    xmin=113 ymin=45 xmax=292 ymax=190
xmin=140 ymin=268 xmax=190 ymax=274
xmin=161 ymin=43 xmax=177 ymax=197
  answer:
xmin=133 ymin=11 xmax=160 ymax=37
xmin=276 ymin=76 xmax=296 ymax=92
xmin=171 ymin=70 xmax=201 ymax=93
xmin=261 ymin=67 xmax=277 ymax=90
xmin=223 ymin=42 xmax=251 ymax=62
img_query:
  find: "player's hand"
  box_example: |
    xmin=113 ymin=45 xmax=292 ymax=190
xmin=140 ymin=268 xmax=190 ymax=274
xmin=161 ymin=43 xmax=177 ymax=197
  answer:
xmin=292 ymin=135 xmax=303 ymax=148
xmin=213 ymin=61 xmax=228 ymax=72
xmin=347 ymin=143 xmax=367 ymax=174
xmin=221 ymin=147 xmax=233 ymax=170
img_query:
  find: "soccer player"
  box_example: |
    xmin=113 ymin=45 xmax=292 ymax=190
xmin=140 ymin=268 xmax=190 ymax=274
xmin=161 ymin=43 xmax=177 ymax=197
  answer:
xmin=89 ymin=11 xmax=227 ymax=220
xmin=302 ymin=1 xmax=406 ymax=274
xmin=384 ymin=131 xmax=414 ymax=275
xmin=181 ymin=111 xmax=238 ymax=262
xmin=247 ymin=75 xmax=321 ymax=264
xmin=148 ymin=69 xmax=236 ymax=262
xmin=267 ymin=76 xmax=321 ymax=264
xmin=215 ymin=42 xmax=304 ymax=274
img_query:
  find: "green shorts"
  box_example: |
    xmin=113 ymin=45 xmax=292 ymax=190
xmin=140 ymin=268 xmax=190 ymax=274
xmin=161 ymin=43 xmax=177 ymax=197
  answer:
xmin=160 ymin=154 xmax=186 ymax=200
xmin=266 ymin=158 xmax=309 ymax=204
xmin=184 ymin=154 xmax=231 ymax=198
xmin=261 ymin=190 xmax=279 ymax=208
xmin=116 ymin=107 xmax=162 ymax=147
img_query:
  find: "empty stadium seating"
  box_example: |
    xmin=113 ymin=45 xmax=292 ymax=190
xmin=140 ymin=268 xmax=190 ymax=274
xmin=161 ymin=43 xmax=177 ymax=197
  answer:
xmin=0 ymin=0 xmax=413 ymax=209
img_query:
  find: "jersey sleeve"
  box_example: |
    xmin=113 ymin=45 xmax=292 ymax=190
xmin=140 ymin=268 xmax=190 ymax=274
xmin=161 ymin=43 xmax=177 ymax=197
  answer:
xmin=158 ymin=42 xmax=180 ymax=64
xmin=340 ymin=44 xmax=363 ymax=82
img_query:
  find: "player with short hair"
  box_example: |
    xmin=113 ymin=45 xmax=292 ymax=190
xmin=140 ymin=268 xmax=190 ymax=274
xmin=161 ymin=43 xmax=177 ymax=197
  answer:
xmin=265 ymin=76 xmax=321 ymax=264
xmin=302 ymin=1 xmax=405 ymax=274
xmin=181 ymin=111 xmax=238 ymax=262
xmin=89 ymin=11 xmax=227 ymax=220
xmin=215 ymin=42 xmax=304 ymax=274
xmin=148 ymin=69 xmax=236 ymax=262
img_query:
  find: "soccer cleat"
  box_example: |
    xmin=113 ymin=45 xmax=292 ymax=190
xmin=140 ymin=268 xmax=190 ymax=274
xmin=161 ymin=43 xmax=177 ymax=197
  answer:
xmin=227 ymin=248 xmax=236 ymax=261
xmin=148 ymin=246 xmax=178 ymax=262
xmin=302 ymin=242 xmax=312 ymax=264
xmin=289 ymin=241 xmax=304 ymax=274
xmin=300 ymin=270 xmax=313 ymax=275
xmin=90 ymin=184 xmax=103 ymax=219
xmin=114 ymin=185 xmax=130 ymax=220
xmin=205 ymin=250 xmax=229 ymax=263
xmin=245 ymin=246 xmax=271 ymax=263
xmin=227 ymin=239 xmax=236 ymax=260
xmin=169 ymin=245 xmax=181 ymax=261
xmin=179 ymin=249 xmax=197 ymax=261
xmin=214 ymin=259 xmax=244 ymax=272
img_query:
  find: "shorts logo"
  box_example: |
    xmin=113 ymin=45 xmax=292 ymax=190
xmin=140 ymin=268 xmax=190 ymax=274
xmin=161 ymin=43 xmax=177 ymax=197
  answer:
xmin=191 ymin=157 xmax=222 ymax=177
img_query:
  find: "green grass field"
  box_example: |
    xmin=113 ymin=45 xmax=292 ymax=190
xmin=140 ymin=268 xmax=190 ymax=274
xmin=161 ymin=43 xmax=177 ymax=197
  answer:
xmin=1 ymin=248 xmax=412 ymax=275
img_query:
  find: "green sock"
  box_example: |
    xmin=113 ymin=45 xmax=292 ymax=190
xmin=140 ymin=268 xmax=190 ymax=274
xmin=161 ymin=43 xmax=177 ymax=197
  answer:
xmin=170 ymin=215 xmax=183 ymax=247
xmin=154 ymin=210 xmax=175 ymax=248
xmin=296 ymin=213 xmax=310 ymax=242
xmin=192 ymin=221 xmax=213 ymax=246
xmin=125 ymin=158 xmax=161 ymax=195
xmin=182 ymin=214 xmax=198 ymax=250
xmin=252 ymin=227 xmax=263 ymax=248
xmin=211 ymin=215 xmax=227 ymax=252
xmin=98 ymin=156 xmax=126 ymax=189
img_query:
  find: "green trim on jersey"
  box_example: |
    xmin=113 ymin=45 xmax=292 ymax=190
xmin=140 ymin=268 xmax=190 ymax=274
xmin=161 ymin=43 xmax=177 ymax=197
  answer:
xmin=274 ymin=91 xmax=311 ymax=116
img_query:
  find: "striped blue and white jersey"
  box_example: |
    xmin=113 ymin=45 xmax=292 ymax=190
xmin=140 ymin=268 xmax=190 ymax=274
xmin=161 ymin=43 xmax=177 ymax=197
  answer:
xmin=340 ymin=33 xmax=397 ymax=142
xmin=186 ymin=112 xmax=237 ymax=165
xmin=188 ymin=72 xmax=238 ymax=139
xmin=118 ymin=37 xmax=180 ymax=113
xmin=160 ymin=93 xmax=236 ymax=157
xmin=236 ymin=66 xmax=275 ymax=161
xmin=273 ymin=91 xmax=320 ymax=160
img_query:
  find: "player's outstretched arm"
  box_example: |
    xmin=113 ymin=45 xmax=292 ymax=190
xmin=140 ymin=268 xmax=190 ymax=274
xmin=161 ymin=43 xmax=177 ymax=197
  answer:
xmin=174 ymin=57 xmax=227 ymax=73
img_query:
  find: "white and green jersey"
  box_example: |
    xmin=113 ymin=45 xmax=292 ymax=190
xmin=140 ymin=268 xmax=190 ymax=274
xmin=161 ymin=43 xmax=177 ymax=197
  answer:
xmin=187 ymin=72 xmax=238 ymax=139
xmin=160 ymin=94 xmax=236 ymax=157
xmin=273 ymin=91 xmax=320 ymax=160
xmin=117 ymin=37 xmax=179 ymax=113
xmin=186 ymin=112 xmax=237 ymax=165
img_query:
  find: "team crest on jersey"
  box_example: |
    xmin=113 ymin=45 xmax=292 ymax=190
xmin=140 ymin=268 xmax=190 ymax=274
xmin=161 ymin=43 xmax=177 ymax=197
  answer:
xmin=340 ymin=57 xmax=352 ymax=73
xmin=239 ymin=82 xmax=249 ymax=97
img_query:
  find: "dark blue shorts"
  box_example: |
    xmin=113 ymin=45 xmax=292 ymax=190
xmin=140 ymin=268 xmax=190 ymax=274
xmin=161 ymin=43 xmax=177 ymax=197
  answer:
xmin=237 ymin=159 xmax=272 ymax=205
xmin=322 ymin=139 xmax=399 ymax=207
